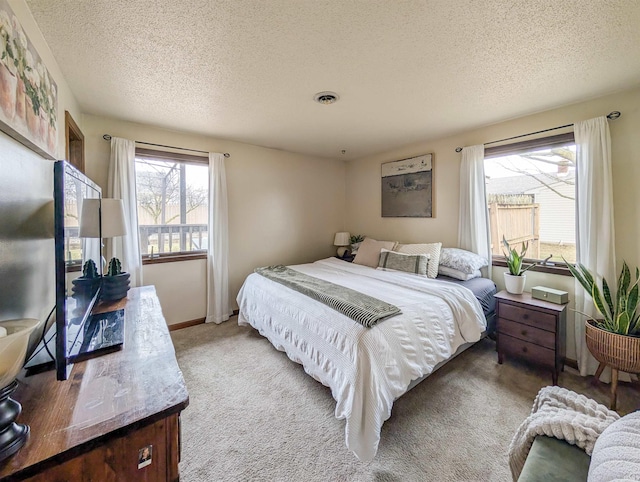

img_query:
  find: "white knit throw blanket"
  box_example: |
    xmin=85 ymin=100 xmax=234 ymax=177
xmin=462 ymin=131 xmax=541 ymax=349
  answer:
xmin=508 ymin=386 xmax=620 ymax=481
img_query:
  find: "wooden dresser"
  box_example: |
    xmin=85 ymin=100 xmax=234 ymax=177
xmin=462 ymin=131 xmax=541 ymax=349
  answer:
xmin=496 ymin=290 xmax=567 ymax=385
xmin=0 ymin=286 xmax=189 ymax=481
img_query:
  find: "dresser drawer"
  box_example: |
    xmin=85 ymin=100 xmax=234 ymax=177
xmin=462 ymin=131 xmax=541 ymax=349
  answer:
xmin=497 ymin=318 xmax=556 ymax=349
xmin=499 ymin=303 xmax=556 ymax=332
xmin=499 ymin=333 xmax=555 ymax=367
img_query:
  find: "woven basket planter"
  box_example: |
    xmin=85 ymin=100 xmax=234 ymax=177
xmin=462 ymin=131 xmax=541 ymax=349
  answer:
xmin=585 ymin=319 xmax=640 ymax=373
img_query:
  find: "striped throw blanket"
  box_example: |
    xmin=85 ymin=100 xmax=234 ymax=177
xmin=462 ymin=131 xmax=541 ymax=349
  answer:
xmin=255 ymin=265 xmax=401 ymax=327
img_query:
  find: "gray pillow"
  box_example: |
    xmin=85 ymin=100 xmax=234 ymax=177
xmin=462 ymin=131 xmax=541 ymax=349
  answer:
xmin=377 ymin=249 xmax=429 ymax=276
xmin=439 ymin=248 xmax=488 ymax=274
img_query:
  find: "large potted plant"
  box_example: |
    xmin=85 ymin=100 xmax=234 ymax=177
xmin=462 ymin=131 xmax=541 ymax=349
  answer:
xmin=502 ymin=237 xmax=551 ymax=294
xmin=101 ymin=257 xmax=130 ymax=301
xmin=566 ymin=261 xmax=640 ymax=374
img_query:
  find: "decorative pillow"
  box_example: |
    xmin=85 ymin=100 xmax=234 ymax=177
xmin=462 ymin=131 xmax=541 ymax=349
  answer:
xmin=377 ymin=249 xmax=429 ymax=276
xmin=438 ymin=265 xmax=482 ymax=281
xmin=352 ymin=238 xmax=397 ymax=268
xmin=439 ymin=248 xmax=488 ymax=274
xmin=588 ymin=411 xmax=640 ymax=482
xmin=396 ymin=242 xmax=442 ymax=279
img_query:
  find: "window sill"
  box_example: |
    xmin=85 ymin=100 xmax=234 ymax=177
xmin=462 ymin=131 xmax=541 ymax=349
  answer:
xmin=142 ymin=252 xmax=207 ymax=265
xmin=492 ymin=258 xmax=572 ymax=277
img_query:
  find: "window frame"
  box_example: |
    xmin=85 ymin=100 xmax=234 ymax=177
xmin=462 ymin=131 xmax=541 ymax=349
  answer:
xmin=134 ymin=147 xmax=209 ymax=264
xmin=485 ymin=132 xmax=575 ymax=277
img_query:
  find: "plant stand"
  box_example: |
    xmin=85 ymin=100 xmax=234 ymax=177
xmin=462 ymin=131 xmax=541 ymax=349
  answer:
xmin=586 ymin=320 xmax=640 ymax=410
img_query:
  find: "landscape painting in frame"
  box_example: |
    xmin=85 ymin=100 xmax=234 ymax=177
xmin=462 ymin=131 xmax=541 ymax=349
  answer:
xmin=381 ymin=154 xmax=433 ymax=217
xmin=0 ymin=0 xmax=57 ymax=159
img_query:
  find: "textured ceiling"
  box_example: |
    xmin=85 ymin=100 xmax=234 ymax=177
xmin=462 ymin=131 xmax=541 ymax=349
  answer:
xmin=26 ymin=0 xmax=640 ymax=160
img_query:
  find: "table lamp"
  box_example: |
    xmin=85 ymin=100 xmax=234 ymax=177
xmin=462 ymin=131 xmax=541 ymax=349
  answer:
xmin=334 ymin=232 xmax=351 ymax=257
xmin=0 ymin=318 xmax=39 ymax=461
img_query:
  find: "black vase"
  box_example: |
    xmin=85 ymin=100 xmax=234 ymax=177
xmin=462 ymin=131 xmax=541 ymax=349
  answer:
xmin=101 ymin=273 xmax=131 ymax=301
xmin=0 ymin=381 xmax=29 ymax=462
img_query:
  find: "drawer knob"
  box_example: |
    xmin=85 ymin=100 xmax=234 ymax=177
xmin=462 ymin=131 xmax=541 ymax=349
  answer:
xmin=521 ymin=329 xmax=528 ymax=336
xmin=522 ymin=346 xmax=528 ymax=353
xmin=523 ymin=314 xmax=529 ymax=320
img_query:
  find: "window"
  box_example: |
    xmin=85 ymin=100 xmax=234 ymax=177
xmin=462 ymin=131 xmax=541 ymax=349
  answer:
xmin=134 ymin=148 xmax=208 ymax=261
xmin=484 ymin=133 xmax=576 ymax=268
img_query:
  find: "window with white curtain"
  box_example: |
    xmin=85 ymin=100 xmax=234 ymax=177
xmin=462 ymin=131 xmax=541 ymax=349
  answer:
xmin=484 ymin=133 xmax=576 ymax=269
xmin=133 ymin=148 xmax=209 ymax=260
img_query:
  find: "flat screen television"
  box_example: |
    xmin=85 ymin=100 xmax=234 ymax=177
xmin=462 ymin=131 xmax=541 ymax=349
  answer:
xmin=26 ymin=161 xmax=123 ymax=380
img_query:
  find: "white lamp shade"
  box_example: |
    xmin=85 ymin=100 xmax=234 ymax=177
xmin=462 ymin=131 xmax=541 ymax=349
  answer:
xmin=333 ymin=232 xmax=350 ymax=246
xmin=78 ymin=198 xmax=101 ymax=238
xmin=79 ymin=198 xmax=127 ymax=239
xmin=101 ymin=199 xmax=127 ymax=238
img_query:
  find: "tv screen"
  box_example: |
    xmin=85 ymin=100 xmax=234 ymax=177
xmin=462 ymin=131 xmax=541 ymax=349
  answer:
xmin=54 ymin=161 xmax=103 ymax=380
xmin=25 ymin=162 xmax=103 ymax=379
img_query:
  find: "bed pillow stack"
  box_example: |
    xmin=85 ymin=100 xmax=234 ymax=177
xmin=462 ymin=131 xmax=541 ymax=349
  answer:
xmin=438 ymin=248 xmax=488 ymax=280
xmin=395 ymin=242 xmax=442 ymax=278
xmin=353 ymin=238 xmax=397 ymax=268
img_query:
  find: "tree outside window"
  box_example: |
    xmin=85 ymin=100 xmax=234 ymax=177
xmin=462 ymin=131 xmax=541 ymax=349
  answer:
xmin=134 ymin=156 xmax=208 ymax=257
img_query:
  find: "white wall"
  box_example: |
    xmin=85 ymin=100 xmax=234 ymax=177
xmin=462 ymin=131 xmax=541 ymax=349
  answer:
xmin=346 ymin=87 xmax=640 ymax=360
xmin=82 ymin=114 xmax=347 ymax=324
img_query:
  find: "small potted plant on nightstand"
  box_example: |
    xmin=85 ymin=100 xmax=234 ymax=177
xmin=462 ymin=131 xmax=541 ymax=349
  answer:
xmin=502 ymin=236 xmax=551 ymax=294
xmin=350 ymin=234 xmax=364 ymax=253
xmin=101 ymin=257 xmax=130 ymax=301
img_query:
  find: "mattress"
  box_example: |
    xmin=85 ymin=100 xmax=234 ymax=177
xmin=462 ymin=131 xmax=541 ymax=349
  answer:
xmin=437 ymin=275 xmax=497 ymax=317
xmin=237 ymin=258 xmax=487 ymax=461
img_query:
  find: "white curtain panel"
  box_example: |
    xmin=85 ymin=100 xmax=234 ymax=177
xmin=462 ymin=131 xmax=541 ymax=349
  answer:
xmin=574 ymin=116 xmax=617 ymax=378
xmin=206 ymin=152 xmax=232 ymax=324
xmin=458 ymin=144 xmax=492 ymax=277
xmin=107 ymin=137 xmax=143 ymax=287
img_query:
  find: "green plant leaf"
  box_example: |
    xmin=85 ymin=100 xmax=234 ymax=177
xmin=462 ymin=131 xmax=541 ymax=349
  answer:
xmin=591 ymin=283 xmax=612 ymax=325
xmin=602 ymin=277 xmax=614 ymax=320
xmin=564 ymin=259 xmax=592 ymax=295
xmin=617 ymin=311 xmax=631 ymax=335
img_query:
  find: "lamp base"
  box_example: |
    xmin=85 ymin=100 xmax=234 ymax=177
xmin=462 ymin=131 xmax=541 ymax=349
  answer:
xmin=0 ymin=380 xmax=29 ymax=462
xmin=336 ymin=247 xmax=351 ymax=258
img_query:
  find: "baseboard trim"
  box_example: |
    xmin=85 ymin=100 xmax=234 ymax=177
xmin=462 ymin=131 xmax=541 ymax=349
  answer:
xmin=563 ymin=357 xmax=579 ymax=370
xmin=168 ymin=310 xmax=239 ymax=331
xmin=169 ymin=318 xmax=206 ymax=331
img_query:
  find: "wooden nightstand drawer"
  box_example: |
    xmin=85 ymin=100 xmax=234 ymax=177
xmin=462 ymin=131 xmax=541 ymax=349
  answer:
xmin=497 ymin=318 xmax=556 ymax=349
xmin=499 ymin=303 xmax=556 ymax=332
xmin=499 ymin=333 xmax=555 ymax=368
xmin=495 ymin=290 xmax=567 ymax=385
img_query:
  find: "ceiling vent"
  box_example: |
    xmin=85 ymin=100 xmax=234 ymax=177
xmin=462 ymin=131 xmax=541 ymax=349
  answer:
xmin=314 ymin=91 xmax=339 ymax=105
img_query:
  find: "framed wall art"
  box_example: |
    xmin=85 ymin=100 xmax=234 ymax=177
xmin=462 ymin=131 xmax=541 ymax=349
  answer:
xmin=0 ymin=0 xmax=58 ymax=159
xmin=381 ymin=154 xmax=433 ymax=217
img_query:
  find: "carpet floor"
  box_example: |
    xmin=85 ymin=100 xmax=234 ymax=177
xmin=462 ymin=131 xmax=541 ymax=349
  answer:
xmin=171 ymin=318 xmax=639 ymax=482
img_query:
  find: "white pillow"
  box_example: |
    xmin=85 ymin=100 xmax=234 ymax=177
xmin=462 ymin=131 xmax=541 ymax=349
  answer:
xmin=588 ymin=411 xmax=640 ymax=482
xmin=377 ymin=249 xmax=430 ymax=276
xmin=439 ymin=248 xmax=488 ymax=274
xmin=438 ymin=265 xmax=482 ymax=281
xmin=396 ymin=243 xmax=442 ymax=279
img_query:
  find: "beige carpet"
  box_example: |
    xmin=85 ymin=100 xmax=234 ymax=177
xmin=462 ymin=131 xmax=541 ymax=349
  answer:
xmin=171 ymin=318 xmax=639 ymax=482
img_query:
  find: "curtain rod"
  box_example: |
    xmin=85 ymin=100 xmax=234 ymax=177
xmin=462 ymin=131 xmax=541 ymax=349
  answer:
xmin=102 ymin=134 xmax=230 ymax=158
xmin=454 ymin=111 xmax=621 ymax=153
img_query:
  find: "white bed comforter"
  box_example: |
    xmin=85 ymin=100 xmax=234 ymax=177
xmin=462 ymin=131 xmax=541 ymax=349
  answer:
xmin=237 ymin=257 xmax=486 ymax=462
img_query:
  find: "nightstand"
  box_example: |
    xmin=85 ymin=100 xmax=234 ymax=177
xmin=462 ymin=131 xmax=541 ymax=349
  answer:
xmin=335 ymin=254 xmax=355 ymax=262
xmin=495 ymin=290 xmax=567 ymax=385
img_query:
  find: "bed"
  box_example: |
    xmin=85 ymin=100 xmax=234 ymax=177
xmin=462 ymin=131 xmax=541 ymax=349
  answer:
xmin=237 ymin=257 xmax=495 ymax=461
